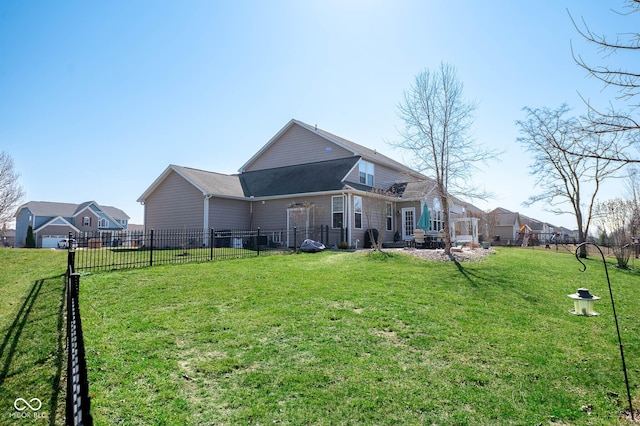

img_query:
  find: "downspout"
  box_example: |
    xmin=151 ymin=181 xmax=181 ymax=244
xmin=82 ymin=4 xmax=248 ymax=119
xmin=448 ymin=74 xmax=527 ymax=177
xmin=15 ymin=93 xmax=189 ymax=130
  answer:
xmin=204 ymin=194 xmax=213 ymax=246
xmin=249 ymin=196 xmax=254 ymax=229
xmin=139 ymin=201 xmax=146 ymax=231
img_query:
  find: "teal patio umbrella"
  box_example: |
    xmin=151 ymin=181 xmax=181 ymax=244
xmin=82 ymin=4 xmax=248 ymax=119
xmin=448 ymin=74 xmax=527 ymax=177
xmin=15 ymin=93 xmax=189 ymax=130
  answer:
xmin=417 ymin=203 xmax=431 ymax=231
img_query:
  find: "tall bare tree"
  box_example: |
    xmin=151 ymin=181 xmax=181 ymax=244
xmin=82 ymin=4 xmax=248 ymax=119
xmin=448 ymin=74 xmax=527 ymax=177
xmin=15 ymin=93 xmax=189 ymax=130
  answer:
xmin=569 ymin=0 xmax=640 ymax=162
xmin=594 ymin=198 xmax=634 ymax=268
xmin=516 ymin=104 xmax=625 ymax=257
xmin=0 ymin=151 xmax=25 ymax=226
xmin=625 ymin=166 xmax=640 ymax=236
xmin=392 ymin=64 xmax=499 ymax=255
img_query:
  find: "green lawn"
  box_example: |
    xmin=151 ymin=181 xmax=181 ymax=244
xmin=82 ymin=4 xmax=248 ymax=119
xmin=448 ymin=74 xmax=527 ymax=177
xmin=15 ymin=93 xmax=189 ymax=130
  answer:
xmin=1 ymin=247 xmax=639 ymax=425
xmin=0 ymin=249 xmax=67 ymax=425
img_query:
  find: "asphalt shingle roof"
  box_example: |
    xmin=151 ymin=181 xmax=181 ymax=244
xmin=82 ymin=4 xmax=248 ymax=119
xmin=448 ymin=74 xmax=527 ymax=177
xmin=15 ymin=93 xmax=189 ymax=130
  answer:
xmin=171 ymin=165 xmax=245 ymax=197
xmin=239 ymin=157 xmax=359 ymax=197
xmin=17 ymin=201 xmax=129 ymax=220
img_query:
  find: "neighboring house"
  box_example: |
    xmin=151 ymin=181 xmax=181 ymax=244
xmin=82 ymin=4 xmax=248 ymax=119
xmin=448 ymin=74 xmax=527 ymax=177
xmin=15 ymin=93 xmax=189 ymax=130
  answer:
xmin=490 ymin=207 xmax=579 ymax=246
xmin=14 ymin=201 xmax=130 ymax=248
xmin=1 ymin=228 xmax=15 ymax=247
xmin=138 ymin=119 xmax=483 ymax=248
xmin=491 ymin=208 xmax=522 ymax=245
xmin=556 ymin=226 xmax=579 ymax=243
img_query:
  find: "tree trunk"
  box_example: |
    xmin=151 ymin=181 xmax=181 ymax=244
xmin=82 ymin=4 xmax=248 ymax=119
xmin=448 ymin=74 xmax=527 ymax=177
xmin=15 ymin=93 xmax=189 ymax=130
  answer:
xmin=440 ymin=188 xmax=452 ymax=255
xmin=578 ymin=228 xmax=588 ymax=258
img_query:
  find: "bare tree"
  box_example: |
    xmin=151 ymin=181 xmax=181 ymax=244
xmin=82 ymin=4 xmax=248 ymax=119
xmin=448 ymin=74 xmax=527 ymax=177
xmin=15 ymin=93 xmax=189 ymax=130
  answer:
xmin=0 ymin=151 xmax=25 ymax=226
xmin=569 ymin=1 xmax=640 ymax=160
xmin=516 ymin=105 xmax=625 ymax=257
xmin=392 ymin=64 xmax=499 ymax=255
xmin=362 ymin=188 xmax=395 ymax=253
xmin=594 ymin=198 xmax=633 ymax=268
xmin=482 ymin=208 xmax=500 ymax=244
xmin=625 ymin=166 xmax=640 ymax=235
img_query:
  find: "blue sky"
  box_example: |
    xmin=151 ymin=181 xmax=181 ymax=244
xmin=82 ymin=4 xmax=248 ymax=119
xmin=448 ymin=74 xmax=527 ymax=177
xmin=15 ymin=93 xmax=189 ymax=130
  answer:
xmin=1 ymin=1 xmax=633 ymax=228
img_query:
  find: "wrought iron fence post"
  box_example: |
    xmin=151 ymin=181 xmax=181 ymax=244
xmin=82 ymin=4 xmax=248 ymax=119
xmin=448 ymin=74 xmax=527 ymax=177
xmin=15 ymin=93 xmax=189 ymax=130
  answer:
xmin=293 ymin=227 xmax=297 ymax=250
xmin=149 ymin=229 xmax=154 ymax=267
xmin=210 ymin=228 xmax=214 ymax=260
xmin=67 ymin=231 xmax=76 ymax=275
xmin=257 ymin=227 xmax=261 ymax=256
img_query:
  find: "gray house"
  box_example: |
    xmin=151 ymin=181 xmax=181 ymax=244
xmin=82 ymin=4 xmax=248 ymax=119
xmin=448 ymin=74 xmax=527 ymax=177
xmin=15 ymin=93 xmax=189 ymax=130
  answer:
xmin=14 ymin=201 xmax=130 ymax=248
xmin=138 ymin=119 xmax=481 ymax=248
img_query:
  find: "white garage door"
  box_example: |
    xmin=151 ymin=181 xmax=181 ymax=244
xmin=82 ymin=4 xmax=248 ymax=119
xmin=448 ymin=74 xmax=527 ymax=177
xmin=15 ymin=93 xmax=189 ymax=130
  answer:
xmin=42 ymin=236 xmax=65 ymax=248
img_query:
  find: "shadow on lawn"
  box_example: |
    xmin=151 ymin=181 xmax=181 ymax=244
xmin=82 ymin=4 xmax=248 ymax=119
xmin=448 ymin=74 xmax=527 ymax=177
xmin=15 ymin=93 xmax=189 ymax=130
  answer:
xmin=451 ymin=256 xmax=484 ymax=286
xmin=0 ymin=275 xmax=66 ymax=426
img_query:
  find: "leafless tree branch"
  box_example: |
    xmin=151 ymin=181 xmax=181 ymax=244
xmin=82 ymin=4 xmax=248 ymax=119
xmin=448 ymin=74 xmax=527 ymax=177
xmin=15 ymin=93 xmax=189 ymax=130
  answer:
xmin=516 ymin=105 xmax=624 ymax=256
xmin=568 ymin=1 xmax=640 ymax=142
xmin=391 ymin=64 xmax=501 ymax=254
xmin=0 ymin=152 xmax=25 ymax=225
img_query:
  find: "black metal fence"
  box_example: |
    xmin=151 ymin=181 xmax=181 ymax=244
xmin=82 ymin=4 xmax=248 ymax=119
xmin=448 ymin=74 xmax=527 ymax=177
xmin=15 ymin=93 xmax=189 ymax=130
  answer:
xmin=66 ymin=226 xmax=351 ymax=272
xmin=68 ymin=228 xmax=280 ymax=272
xmin=66 ymin=252 xmax=93 ymax=425
xmin=491 ymin=232 xmax=580 ymax=247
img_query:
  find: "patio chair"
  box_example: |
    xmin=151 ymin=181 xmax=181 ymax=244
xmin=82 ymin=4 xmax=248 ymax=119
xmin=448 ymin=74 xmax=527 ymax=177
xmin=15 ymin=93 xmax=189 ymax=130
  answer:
xmin=413 ymin=229 xmax=426 ymax=248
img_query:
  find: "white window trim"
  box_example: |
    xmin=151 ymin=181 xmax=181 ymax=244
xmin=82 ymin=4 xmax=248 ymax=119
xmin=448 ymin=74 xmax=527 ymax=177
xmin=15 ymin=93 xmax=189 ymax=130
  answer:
xmin=354 ymin=196 xmax=362 ymax=229
xmin=332 ymin=195 xmax=344 ymax=229
xmin=359 ymin=160 xmax=375 ymax=186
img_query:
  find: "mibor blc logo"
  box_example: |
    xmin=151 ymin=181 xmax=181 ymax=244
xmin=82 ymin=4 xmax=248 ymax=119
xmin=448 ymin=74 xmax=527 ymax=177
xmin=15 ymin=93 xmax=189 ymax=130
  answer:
xmin=14 ymin=398 xmax=42 ymax=412
xmin=10 ymin=397 xmax=47 ymax=419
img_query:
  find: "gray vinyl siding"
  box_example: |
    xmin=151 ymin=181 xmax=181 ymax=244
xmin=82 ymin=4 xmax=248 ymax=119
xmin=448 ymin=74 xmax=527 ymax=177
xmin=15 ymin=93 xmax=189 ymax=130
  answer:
xmin=251 ymin=195 xmax=333 ymax=230
xmin=144 ymin=171 xmax=204 ymax=230
xmin=209 ymin=198 xmax=250 ymax=229
xmin=251 ymin=198 xmax=291 ymax=229
xmin=494 ymin=225 xmax=518 ymax=242
xmin=245 ymin=125 xmax=353 ymax=172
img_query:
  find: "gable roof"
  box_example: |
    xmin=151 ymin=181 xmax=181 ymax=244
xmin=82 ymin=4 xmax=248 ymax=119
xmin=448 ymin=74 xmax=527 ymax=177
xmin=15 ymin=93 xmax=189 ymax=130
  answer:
xmin=172 ymin=165 xmax=244 ymax=197
xmin=496 ymin=212 xmax=520 ymax=227
xmin=240 ymin=157 xmax=359 ymax=197
xmin=137 ymin=165 xmax=245 ymax=202
xmin=33 ymin=216 xmax=81 ymax=233
xmin=18 ymin=201 xmax=79 ymax=217
xmin=239 ymin=119 xmax=421 ymax=178
xmin=16 ymin=201 xmax=129 ymax=220
xmin=140 ymin=158 xmax=362 ymax=201
xmin=73 ymin=201 xmax=130 ymax=223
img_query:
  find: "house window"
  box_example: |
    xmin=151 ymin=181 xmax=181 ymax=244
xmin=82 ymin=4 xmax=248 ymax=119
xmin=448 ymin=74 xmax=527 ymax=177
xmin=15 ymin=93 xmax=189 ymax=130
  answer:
xmin=83 ymin=216 xmax=90 ymax=227
xmin=359 ymin=160 xmax=374 ymax=186
xmin=354 ymin=196 xmax=362 ymax=229
xmin=98 ymin=218 xmax=108 ymax=228
xmin=332 ymin=195 xmax=344 ymax=229
xmin=386 ymin=202 xmax=392 ymax=231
